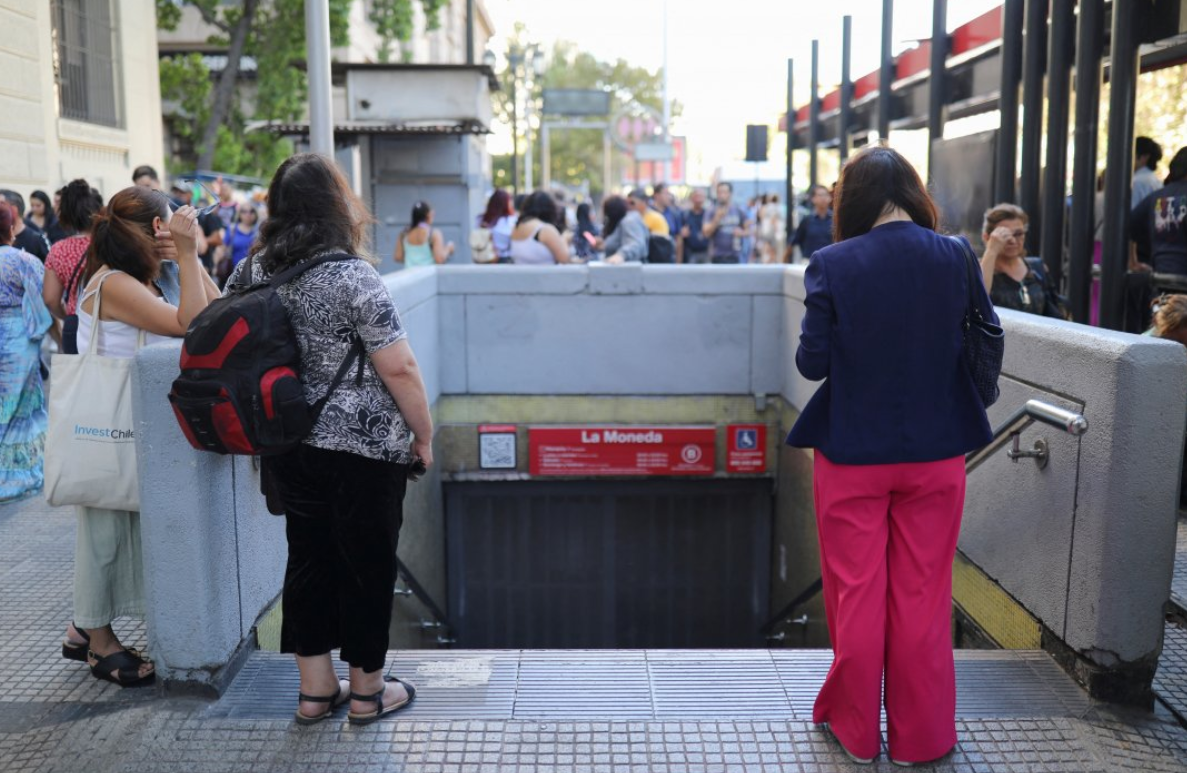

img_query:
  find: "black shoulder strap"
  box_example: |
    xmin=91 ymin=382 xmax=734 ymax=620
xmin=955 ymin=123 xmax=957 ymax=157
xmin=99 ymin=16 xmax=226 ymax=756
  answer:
xmin=66 ymin=248 xmax=87 ymax=299
xmin=269 ymin=252 xmax=357 ymax=288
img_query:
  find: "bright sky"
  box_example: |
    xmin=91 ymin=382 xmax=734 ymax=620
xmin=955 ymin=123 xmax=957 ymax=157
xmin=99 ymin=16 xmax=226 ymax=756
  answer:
xmin=484 ymin=0 xmax=1003 ymax=183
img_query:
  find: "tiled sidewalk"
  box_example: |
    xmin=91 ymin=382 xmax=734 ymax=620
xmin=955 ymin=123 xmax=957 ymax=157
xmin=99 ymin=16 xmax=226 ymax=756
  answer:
xmin=3 ymin=496 xmax=1187 ymax=772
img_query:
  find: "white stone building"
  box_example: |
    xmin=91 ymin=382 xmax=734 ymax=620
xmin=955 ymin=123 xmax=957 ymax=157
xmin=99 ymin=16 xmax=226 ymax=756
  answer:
xmin=0 ymin=0 xmax=165 ymax=203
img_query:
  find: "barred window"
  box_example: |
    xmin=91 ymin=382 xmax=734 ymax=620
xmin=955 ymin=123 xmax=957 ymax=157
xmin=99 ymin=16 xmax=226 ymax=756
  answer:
xmin=51 ymin=0 xmax=123 ymax=128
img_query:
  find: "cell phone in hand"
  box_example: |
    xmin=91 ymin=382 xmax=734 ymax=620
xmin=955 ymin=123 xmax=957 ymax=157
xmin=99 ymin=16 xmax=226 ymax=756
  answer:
xmin=583 ymin=232 xmax=597 ymax=247
xmin=409 ymin=457 xmax=427 ymax=482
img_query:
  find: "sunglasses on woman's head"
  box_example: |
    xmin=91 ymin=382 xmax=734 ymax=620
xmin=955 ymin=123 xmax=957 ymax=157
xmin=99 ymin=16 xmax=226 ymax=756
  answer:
xmin=169 ymin=179 xmax=221 ymax=217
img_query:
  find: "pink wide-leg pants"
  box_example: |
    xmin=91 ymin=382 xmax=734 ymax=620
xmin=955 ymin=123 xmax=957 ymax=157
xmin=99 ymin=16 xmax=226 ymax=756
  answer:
xmin=811 ymin=450 xmax=966 ymax=763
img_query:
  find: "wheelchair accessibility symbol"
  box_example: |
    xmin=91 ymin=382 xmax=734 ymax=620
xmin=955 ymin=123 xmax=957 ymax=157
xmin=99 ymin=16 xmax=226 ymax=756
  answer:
xmin=736 ymin=429 xmax=758 ymax=450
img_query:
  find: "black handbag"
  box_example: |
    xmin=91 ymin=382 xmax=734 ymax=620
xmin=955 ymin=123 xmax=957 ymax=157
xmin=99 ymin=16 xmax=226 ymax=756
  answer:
xmin=954 ymin=236 xmax=1005 ymax=407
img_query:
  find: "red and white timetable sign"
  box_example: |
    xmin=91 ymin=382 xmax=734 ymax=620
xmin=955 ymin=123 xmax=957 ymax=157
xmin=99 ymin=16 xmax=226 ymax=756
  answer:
xmin=529 ymin=426 xmax=716 ymax=476
xmin=726 ymin=424 xmax=767 ymax=473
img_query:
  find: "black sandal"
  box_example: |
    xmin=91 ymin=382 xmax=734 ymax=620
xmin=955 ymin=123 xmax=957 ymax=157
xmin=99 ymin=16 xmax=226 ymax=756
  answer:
xmin=61 ymin=623 xmax=91 ymax=662
xmin=346 ymin=676 xmax=416 ymax=725
xmin=88 ymin=648 xmax=155 ymax=688
xmin=294 ymin=680 xmax=350 ymax=726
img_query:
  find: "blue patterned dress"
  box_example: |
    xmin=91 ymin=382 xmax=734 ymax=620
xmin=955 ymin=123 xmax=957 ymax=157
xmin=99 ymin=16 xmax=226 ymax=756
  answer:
xmin=0 ymin=245 xmax=51 ymax=502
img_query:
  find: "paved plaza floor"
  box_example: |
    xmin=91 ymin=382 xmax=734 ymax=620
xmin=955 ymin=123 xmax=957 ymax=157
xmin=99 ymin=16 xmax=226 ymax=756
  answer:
xmin=3 ymin=496 xmax=1187 ymax=772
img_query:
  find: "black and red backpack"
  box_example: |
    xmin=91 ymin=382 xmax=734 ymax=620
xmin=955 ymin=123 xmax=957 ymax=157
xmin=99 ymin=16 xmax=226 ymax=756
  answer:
xmin=168 ymin=253 xmax=363 ymax=456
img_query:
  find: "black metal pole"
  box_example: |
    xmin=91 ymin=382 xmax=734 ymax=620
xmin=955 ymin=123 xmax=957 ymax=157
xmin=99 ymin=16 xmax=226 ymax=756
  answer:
xmin=926 ymin=0 xmax=947 ymax=183
xmin=995 ymin=0 xmax=1025 ymax=204
xmin=996 ymin=0 xmax=1025 ymax=204
xmin=840 ymin=16 xmax=852 ymax=163
xmin=1100 ymin=0 xmax=1140 ymax=330
xmin=810 ymin=39 xmax=820 ymax=189
xmin=786 ymin=58 xmax=795 ymax=249
xmin=1019 ymin=0 xmax=1047 ymax=246
xmin=1067 ymin=0 xmax=1104 ymax=323
xmin=465 ymin=0 xmax=475 ymax=64
xmin=1039 ymin=0 xmax=1073 ymax=288
xmin=878 ymin=0 xmax=894 ymax=140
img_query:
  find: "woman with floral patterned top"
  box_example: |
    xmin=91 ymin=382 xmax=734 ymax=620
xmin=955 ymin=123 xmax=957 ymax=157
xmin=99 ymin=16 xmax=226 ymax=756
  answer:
xmin=226 ymin=154 xmax=433 ymax=726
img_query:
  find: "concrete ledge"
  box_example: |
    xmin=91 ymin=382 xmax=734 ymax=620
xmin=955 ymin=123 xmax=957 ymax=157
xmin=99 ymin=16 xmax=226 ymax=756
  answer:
xmin=642 ymin=265 xmax=787 ymax=295
xmin=588 ymin=263 xmax=643 ymax=294
xmin=437 ymin=265 xmax=589 ymax=294
xmin=384 ymin=265 xmax=439 ymax=313
xmin=783 ymin=265 xmax=807 ymax=301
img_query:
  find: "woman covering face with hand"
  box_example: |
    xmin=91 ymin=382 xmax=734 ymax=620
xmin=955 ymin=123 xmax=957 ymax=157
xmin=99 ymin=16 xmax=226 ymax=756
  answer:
xmin=59 ymin=189 xmax=219 ymax=688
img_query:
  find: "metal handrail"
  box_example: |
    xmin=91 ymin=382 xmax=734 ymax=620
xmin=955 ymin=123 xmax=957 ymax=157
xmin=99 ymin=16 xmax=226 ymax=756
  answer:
xmin=395 ymin=557 xmax=456 ymax=646
xmin=761 ymin=399 xmax=1089 ymax=640
xmin=964 ymin=399 xmax=1089 ymax=473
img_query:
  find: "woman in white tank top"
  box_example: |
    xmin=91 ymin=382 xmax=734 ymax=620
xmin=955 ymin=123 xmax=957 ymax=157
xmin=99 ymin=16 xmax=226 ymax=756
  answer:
xmin=62 ymin=187 xmax=219 ymax=689
xmin=509 ymin=191 xmax=570 ymax=265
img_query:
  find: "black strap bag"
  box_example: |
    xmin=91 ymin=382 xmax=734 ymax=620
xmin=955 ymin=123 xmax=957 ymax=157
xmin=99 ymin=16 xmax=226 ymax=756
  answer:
xmin=168 ymin=252 xmax=364 ymax=456
xmin=954 ymin=236 xmax=1005 ymax=408
xmin=59 ymin=249 xmax=88 ymax=355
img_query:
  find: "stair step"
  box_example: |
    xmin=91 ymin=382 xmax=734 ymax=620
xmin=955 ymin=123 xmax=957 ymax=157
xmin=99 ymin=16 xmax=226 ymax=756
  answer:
xmin=209 ymin=648 xmax=1091 ymax=722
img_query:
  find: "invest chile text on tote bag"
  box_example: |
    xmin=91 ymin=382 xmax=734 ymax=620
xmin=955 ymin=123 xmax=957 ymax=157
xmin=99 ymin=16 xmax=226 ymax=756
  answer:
xmin=44 ymin=272 xmax=142 ymax=512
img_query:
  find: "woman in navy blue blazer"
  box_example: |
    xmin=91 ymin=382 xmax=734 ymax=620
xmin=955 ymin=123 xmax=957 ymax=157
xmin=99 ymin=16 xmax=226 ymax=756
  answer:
xmin=786 ymin=146 xmax=996 ymax=767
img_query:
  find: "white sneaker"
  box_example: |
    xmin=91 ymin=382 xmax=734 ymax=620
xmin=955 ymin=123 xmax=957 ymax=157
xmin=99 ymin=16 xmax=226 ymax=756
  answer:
xmin=890 ymin=760 xmax=915 ymax=768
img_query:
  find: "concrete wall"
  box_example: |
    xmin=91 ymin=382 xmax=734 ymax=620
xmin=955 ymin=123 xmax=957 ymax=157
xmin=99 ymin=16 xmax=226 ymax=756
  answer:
xmin=132 ymin=345 xmax=282 ymax=692
xmin=131 ymin=263 xmax=1187 ymax=701
xmin=1 ymin=0 xmax=164 ymax=202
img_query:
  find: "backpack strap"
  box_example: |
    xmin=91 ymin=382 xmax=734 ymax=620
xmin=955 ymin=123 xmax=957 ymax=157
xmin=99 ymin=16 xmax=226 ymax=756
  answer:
xmin=268 ymin=252 xmax=358 ymax=288
xmin=308 ymin=335 xmax=366 ymax=425
xmin=273 ymin=252 xmax=367 ymax=424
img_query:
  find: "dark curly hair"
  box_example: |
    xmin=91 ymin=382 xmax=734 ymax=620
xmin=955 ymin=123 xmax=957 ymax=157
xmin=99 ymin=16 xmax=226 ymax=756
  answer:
xmin=58 ymin=179 xmax=104 ymax=233
xmin=256 ymin=153 xmax=374 ymax=271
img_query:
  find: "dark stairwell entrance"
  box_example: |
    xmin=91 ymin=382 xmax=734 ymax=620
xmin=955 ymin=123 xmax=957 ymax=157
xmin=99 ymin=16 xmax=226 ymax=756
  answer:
xmin=444 ymin=480 xmax=772 ymax=649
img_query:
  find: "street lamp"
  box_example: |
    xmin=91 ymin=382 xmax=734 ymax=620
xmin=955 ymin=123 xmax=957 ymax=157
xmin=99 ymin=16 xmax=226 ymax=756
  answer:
xmin=505 ymin=42 xmax=545 ymax=196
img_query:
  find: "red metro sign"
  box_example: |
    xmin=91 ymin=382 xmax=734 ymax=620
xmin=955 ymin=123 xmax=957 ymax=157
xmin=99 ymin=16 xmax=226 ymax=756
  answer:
xmin=529 ymin=427 xmax=715 ymax=477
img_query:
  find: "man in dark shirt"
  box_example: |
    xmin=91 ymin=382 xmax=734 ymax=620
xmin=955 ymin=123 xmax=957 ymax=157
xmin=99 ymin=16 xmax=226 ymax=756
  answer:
xmin=792 ymin=185 xmax=834 ymax=262
xmin=1131 ymin=147 xmax=1187 ymax=276
xmin=0 ymin=191 xmax=50 ymax=261
xmin=680 ymin=189 xmax=711 ymax=264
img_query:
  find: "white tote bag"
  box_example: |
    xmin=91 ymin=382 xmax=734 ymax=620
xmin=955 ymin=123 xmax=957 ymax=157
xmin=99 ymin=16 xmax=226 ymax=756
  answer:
xmin=44 ymin=271 xmax=143 ymax=512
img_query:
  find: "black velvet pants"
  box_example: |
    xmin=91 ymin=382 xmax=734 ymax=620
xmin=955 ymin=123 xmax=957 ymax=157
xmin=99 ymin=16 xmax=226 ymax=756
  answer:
xmin=265 ymin=444 xmax=408 ymax=674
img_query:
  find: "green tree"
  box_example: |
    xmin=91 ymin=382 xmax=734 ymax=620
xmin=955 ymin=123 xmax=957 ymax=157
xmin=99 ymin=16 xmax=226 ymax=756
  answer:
xmin=492 ymin=30 xmax=680 ymax=196
xmin=368 ymin=0 xmax=447 ymax=63
xmin=156 ymin=0 xmax=445 ymax=177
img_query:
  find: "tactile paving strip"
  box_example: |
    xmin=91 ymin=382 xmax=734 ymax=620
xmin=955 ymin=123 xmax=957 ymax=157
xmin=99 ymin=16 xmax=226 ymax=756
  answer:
xmin=210 ymin=647 xmax=1092 ymax=723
